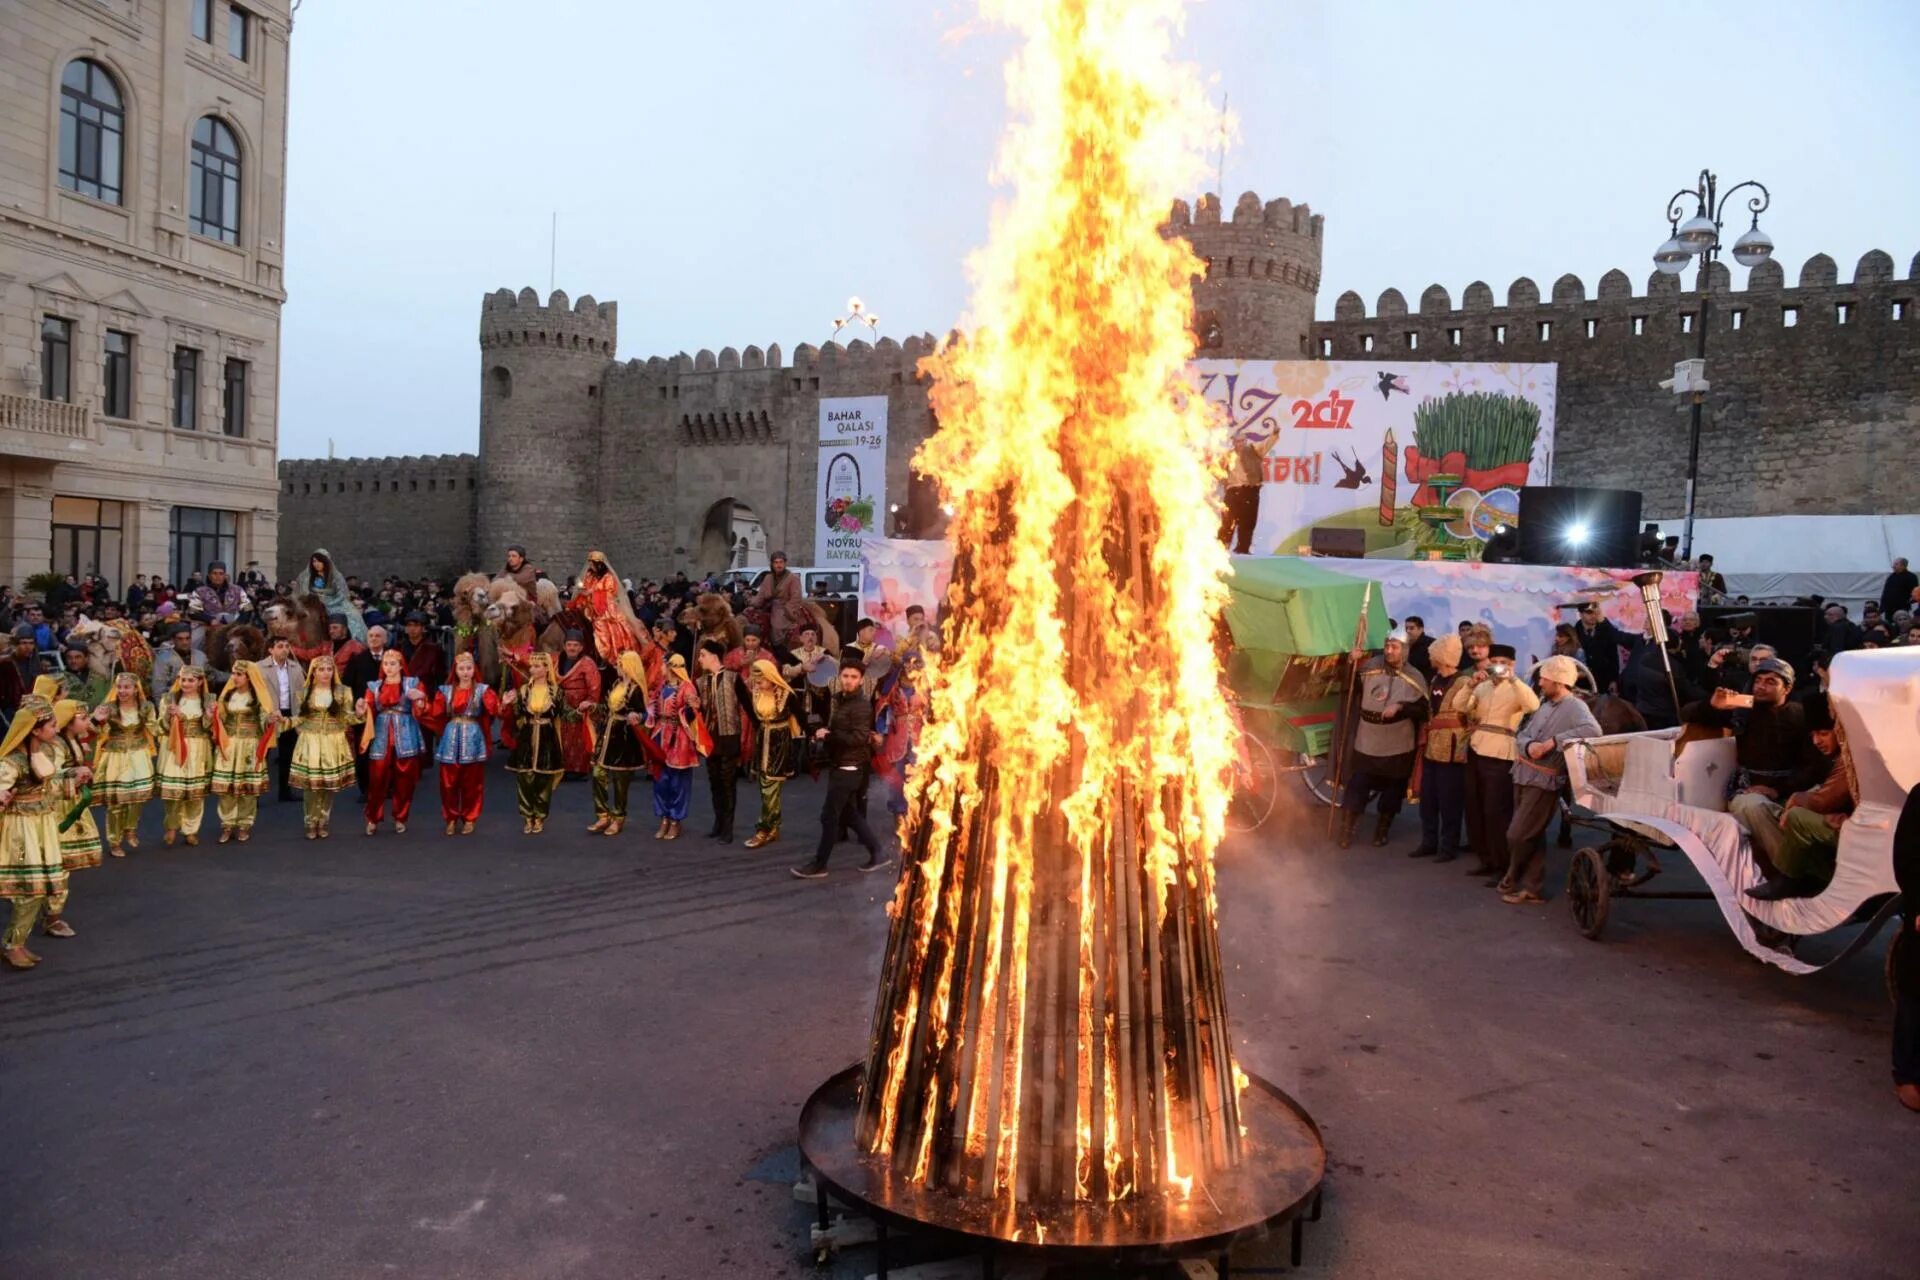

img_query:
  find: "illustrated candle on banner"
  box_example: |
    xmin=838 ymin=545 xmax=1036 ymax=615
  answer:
xmin=1379 ymin=427 xmax=1398 ymax=527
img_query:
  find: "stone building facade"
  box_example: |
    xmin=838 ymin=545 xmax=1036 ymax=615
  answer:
xmin=2 ymin=0 xmax=291 ymax=592
xmin=275 ymin=188 xmax=1918 ymax=582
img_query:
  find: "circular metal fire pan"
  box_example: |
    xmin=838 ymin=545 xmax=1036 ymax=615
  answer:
xmin=798 ymin=1063 xmax=1325 ymax=1264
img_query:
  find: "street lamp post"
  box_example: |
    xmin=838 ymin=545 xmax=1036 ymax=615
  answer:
xmin=1652 ymin=169 xmax=1773 ymax=560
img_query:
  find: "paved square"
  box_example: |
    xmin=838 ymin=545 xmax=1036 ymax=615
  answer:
xmin=3 ymin=770 xmax=1912 ymax=1278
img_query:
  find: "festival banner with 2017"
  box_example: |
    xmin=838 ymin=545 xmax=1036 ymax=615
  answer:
xmin=1195 ymin=360 xmax=1558 ymax=560
xmin=817 ymin=396 xmax=889 ymax=568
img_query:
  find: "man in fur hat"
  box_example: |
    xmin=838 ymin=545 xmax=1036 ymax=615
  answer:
xmin=1336 ymin=629 xmax=1429 ymax=849
xmin=751 ymin=552 xmax=806 ymax=645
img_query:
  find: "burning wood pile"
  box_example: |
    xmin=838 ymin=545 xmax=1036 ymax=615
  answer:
xmin=851 ymin=0 xmax=1245 ymax=1227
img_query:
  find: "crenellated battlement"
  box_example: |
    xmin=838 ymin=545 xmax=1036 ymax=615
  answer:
xmin=479 ymin=286 xmax=617 ymax=356
xmin=278 ymin=453 xmax=478 ymax=497
xmin=1315 ymin=249 xmax=1916 ymax=357
xmin=612 ymin=331 xmax=945 ymax=384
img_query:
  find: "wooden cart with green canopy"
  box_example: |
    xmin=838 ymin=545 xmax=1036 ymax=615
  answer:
xmin=1224 ymin=557 xmax=1389 ymax=830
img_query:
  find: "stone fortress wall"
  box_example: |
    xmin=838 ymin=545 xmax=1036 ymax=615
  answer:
xmin=276 ymin=189 xmax=1918 ymax=583
xmin=1310 ymin=250 xmax=1920 ymax=524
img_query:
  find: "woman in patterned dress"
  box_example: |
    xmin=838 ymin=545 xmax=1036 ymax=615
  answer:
xmin=645 ymin=653 xmax=704 ymax=841
xmin=589 ymin=649 xmax=650 ymax=837
xmin=290 ymin=654 xmax=359 ymax=840
xmin=424 ymin=650 xmax=499 ymax=836
xmin=502 ymin=651 xmax=564 ymax=833
xmin=158 ymin=667 xmax=215 ymax=846
xmin=0 ymin=696 xmax=85 ymax=969
xmin=91 ymin=671 xmax=157 ymax=856
xmin=209 ymin=659 xmax=277 ymax=844
xmin=357 ymin=648 xmax=428 ymax=836
xmin=40 ymin=692 xmax=103 ymax=938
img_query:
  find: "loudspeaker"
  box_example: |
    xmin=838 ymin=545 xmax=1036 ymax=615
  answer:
xmin=1309 ymin=526 xmax=1367 ymax=559
xmin=1515 ymin=487 xmax=1643 ymax=568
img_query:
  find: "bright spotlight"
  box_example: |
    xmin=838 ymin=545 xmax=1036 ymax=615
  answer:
xmin=1566 ymin=521 xmax=1591 ymax=547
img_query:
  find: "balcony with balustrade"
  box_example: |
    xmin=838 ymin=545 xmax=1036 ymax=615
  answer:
xmin=0 ymin=392 xmax=100 ymax=462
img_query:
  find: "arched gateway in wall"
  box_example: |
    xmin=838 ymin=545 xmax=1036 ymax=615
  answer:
xmin=695 ymin=498 xmax=768 ymax=576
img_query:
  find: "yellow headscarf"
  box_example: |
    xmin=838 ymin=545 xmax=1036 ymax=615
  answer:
xmin=169 ymin=665 xmax=208 ymax=705
xmin=0 ymin=695 xmax=55 ymax=760
xmin=524 ymin=652 xmax=555 ymax=714
xmin=299 ymin=654 xmax=338 ymax=715
xmin=665 ymin=653 xmax=689 ymax=685
xmin=610 ymin=650 xmax=647 ymax=713
xmin=750 ymin=658 xmax=794 ymax=696
xmin=221 ymin=658 xmax=276 ymax=713
xmin=749 ymin=659 xmax=798 ymax=733
xmin=26 ymin=676 xmax=82 ymax=733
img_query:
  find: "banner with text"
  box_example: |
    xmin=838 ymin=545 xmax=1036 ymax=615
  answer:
xmin=1197 ymin=359 xmax=1557 ymax=560
xmin=817 ymin=396 xmax=889 ymax=567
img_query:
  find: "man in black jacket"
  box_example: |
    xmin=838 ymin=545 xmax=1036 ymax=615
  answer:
xmin=1880 ymin=558 xmax=1917 ymax=621
xmin=791 ymin=662 xmax=886 ymax=879
xmin=1572 ymin=602 xmax=1625 ymax=692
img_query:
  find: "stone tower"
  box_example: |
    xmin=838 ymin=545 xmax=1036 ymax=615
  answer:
xmin=476 ymin=287 xmax=617 ymax=571
xmin=1168 ymin=190 xmax=1323 ymax=359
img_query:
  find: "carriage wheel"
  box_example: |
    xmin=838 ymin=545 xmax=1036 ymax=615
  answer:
xmin=1567 ymin=847 xmax=1611 ymax=940
xmin=1227 ymin=734 xmax=1279 ymax=833
xmin=1298 ymin=752 xmax=1336 ymax=807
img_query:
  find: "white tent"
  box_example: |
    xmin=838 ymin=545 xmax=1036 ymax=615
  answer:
xmin=1680 ymin=513 xmax=1920 ymax=609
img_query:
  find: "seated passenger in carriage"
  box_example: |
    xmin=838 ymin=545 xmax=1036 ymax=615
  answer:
xmin=1737 ymin=694 xmax=1854 ymax=902
xmin=1694 ymin=656 xmax=1808 ymax=801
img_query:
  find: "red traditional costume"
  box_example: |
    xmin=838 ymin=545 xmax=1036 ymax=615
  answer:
xmin=423 ymin=679 xmax=500 ymax=830
xmin=556 ymin=646 xmax=602 ymax=777
xmin=577 ymin=551 xmax=643 ymax=667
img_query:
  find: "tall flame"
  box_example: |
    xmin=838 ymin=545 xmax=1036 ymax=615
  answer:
xmin=855 ymin=0 xmax=1241 ymax=1215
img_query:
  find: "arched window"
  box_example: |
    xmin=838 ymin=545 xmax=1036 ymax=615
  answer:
xmin=489 ymin=366 xmax=512 ymax=398
xmin=189 ymin=116 xmax=241 ymax=244
xmin=59 ymin=59 xmax=124 ymax=204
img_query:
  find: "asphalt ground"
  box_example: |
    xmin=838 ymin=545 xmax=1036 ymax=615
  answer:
xmin=1 ymin=763 xmax=1913 ymax=1279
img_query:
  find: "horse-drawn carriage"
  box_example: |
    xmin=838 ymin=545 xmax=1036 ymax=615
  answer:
xmin=1562 ymin=648 xmax=1914 ymax=974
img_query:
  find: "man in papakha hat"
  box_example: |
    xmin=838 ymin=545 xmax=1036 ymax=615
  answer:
xmin=555 ymin=629 xmax=602 ymax=777
xmin=1335 ymin=628 xmax=1430 ymax=850
xmin=751 ymin=552 xmax=806 ymax=646
xmin=1498 ymin=654 xmax=1601 ymax=905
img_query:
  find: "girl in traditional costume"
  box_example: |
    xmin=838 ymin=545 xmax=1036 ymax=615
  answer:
xmin=645 ymin=653 xmax=704 ymax=841
xmin=306 ymin=548 xmax=367 ymax=643
xmin=576 ymin=550 xmax=643 ymax=667
xmin=290 ymin=653 xmax=359 ymax=839
xmin=357 ymin=648 xmax=428 ymax=835
xmin=0 ymin=696 xmax=84 ymax=968
xmin=43 ymin=692 xmax=103 ymax=938
xmin=91 ymin=670 xmax=158 ymax=856
xmin=743 ymin=659 xmax=800 ymax=849
xmin=503 ymin=651 xmax=564 ymax=832
xmin=210 ymin=658 xmax=277 ymax=843
xmin=589 ymin=650 xmax=649 ymax=836
xmin=425 ymin=650 xmax=498 ymax=836
xmin=158 ymin=666 xmax=215 ymax=845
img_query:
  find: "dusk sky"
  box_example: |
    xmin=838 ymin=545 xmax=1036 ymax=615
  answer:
xmin=279 ymin=0 xmax=1920 ymax=459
